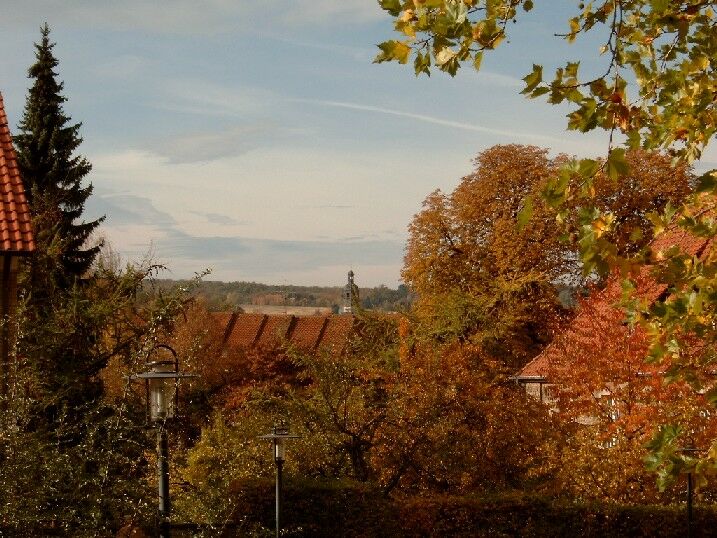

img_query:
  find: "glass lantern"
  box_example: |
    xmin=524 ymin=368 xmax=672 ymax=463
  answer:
xmin=148 ymin=360 xmax=178 ymax=421
xmin=130 ymin=344 xmax=195 ymax=424
xmin=259 ymin=424 xmax=300 ymax=463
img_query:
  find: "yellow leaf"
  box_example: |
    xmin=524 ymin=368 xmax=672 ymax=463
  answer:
xmin=435 ymin=47 xmax=457 ymax=66
xmin=694 ymin=55 xmax=710 ymax=70
xmin=400 ymin=9 xmax=415 ymax=22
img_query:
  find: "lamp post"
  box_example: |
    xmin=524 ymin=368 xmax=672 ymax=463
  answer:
xmin=681 ymin=440 xmax=701 ymax=538
xmin=258 ymin=424 xmax=300 ymax=538
xmin=130 ymin=344 xmax=195 ymax=538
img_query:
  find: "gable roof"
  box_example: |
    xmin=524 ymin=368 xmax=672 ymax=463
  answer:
xmin=0 ymin=93 xmax=34 ymax=255
xmin=213 ymin=312 xmax=357 ymax=353
xmin=516 ymin=224 xmax=714 ymax=381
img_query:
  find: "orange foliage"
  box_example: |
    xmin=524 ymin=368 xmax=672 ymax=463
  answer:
xmin=548 ymin=294 xmax=717 ymax=502
xmin=168 ymin=301 xmax=305 ymax=419
xmin=403 ymin=145 xmax=692 ymax=368
xmin=373 ymin=341 xmax=558 ymax=495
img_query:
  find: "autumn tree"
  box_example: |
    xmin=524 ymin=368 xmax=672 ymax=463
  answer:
xmin=373 ymin=340 xmax=558 ymax=495
xmin=546 ymin=290 xmax=717 ymax=503
xmin=374 ymin=0 xmax=717 ymax=480
xmin=175 ymin=313 xmax=400 ymax=526
xmin=404 ymin=144 xmax=691 ymax=367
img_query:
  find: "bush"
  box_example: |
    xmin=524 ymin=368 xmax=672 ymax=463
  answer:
xmin=176 ymin=481 xmax=717 ymax=537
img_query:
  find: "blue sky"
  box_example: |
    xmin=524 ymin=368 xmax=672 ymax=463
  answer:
xmin=0 ymin=1 xmax=648 ymax=287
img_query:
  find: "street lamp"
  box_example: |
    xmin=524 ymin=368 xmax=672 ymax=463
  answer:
xmin=130 ymin=344 xmax=196 ymax=538
xmin=681 ymin=438 xmax=701 ymax=538
xmin=258 ymin=424 xmax=300 ymax=538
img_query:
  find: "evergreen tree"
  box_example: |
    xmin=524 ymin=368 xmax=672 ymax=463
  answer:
xmin=14 ymin=24 xmax=104 ymax=284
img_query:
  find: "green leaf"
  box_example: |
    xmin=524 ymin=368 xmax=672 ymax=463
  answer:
xmin=606 ymin=148 xmax=629 ymax=181
xmin=521 ymin=64 xmax=543 ymax=94
xmin=472 ymin=51 xmax=483 ymax=71
xmin=650 ymin=0 xmax=669 ymax=13
xmin=445 ymin=0 xmax=468 ymax=25
xmin=529 ymin=86 xmax=550 ymax=98
xmin=414 ymin=51 xmax=431 ymax=76
xmin=378 ymin=0 xmax=402 ymax=16
xmin=416 ymin=0 xmax=443 ymax=8
xmin=517 ymin=195 xmax=534 ymax=231
xmin=374 ymin=40 xmax=412 ymax=64
xmin=578 ymin=158 xmax=600 ymax=178
xmin=696 ymin=171 xmax=717 ymax=193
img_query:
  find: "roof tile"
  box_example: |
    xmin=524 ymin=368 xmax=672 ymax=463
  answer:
xmin=0 ymin=93 xmax=34 ymax=254
xmin=516 ymin=224 xmax=712 ymax=381
xmin=226 ymin=313 xmax=267 ymax=347
xmin=216 ymin=313 xmax=357 ymax=353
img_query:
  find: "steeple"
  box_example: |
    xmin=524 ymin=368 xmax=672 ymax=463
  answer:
xmin=342 ymin=270 xmax=359 ymax=314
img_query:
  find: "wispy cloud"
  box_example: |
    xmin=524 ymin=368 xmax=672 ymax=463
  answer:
xmin=87 ymin=191 xmax=176 ymax=227
xmin=1 ymin=0 xmax=382 ymax=35
xmin=467 ymin=70 xmax=523 ymax=88
xmin=156 ymin=229 xmax=402 ymax=274
xmin=279 ymin=0 xmax=383 ymax=26
xmin=260 ymin=33 xmax=375 ymax=63
xmin=149 ymin=124 xmax=277 ymax=164
xmin=305 ymin=204 xmax=356 ymax=209
xmin=93 ymin=55 xmax=151 ymax=79
xmin=190 ymin=211 xmax=247 ymax=226
xmin=297 ymin=99 xmax=568 ymax=145
xmin=85 ymin=188 xmax=403 ymax=285
xmin=152 ymin=81 xmax=279 ymax=118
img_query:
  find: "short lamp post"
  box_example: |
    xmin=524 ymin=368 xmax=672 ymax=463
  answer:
xmin=130 ymin=344 xmax=196 ymax=538
xmin=681 ymin=439 xmax=701 ymax=538
xmin=258 ymin=424 xmax=300 ymax=538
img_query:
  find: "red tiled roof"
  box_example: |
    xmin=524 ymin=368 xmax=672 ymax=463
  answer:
xmin=0 ymin=93 xmax=34 ymax=254
xmin=255 ymin=314 xmax=293 ymax=347
xmin=226 ymin=313 xmax=267 ymax=347
xmin=210 ymin=312 xmax=237 ymax=345
xmin=219 ymin=313 xmax=356 ymax=353
xmin=289 ymin=316 xmax=328 ymax=350
xmin=319 ymin=314 xmax=356 ymax=350
xmin=517 ymin=224 xmax=713 ymax=380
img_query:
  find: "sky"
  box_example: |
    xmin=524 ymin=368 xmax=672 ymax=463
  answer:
xmin=0 ymin=1 xmax=652 ymax=287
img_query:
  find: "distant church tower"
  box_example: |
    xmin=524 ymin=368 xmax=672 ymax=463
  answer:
xmin=342 ymin=270 xmax=360 ymax=314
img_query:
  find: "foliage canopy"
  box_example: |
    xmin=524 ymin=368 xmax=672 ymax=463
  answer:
xmin=376 ymin=0 xmax=717 ymax=485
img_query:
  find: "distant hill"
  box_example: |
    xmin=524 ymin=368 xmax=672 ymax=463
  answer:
xmin=147 ymin=279 xmax=413 ymax=313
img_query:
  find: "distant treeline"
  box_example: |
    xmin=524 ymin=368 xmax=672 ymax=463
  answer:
xmin=148 ymin=279 xmax=414 ymax=313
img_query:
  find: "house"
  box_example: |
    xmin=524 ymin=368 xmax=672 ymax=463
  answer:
xmin=213 ymin=311 xmax=358 ymax=353
xmin=0 ymin=92 xmax=35 ymax=398
xmin=515 ymin=222 xmax=713 ymax=402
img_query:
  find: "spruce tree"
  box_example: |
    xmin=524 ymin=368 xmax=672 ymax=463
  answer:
xmin=14 ymin=24 xmax=104 ymax=284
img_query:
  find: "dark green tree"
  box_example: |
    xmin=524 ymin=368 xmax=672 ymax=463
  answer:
xmin=14 ymin=24 xmax=104 ymax=284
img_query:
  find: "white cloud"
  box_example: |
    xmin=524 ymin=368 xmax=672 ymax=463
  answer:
xmin=150 ymin=80 xmax=281 ymax=118
xmin=468 ymin=70 xmax=523 ymax=88
xmin=87 ymin=143 xmax=461 ymax=245
xmin=150 ymin=124 xmax=276 ymax=164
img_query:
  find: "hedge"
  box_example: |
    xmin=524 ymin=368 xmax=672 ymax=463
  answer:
xmin=168 ymin=478 xmax=717 ymax=537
